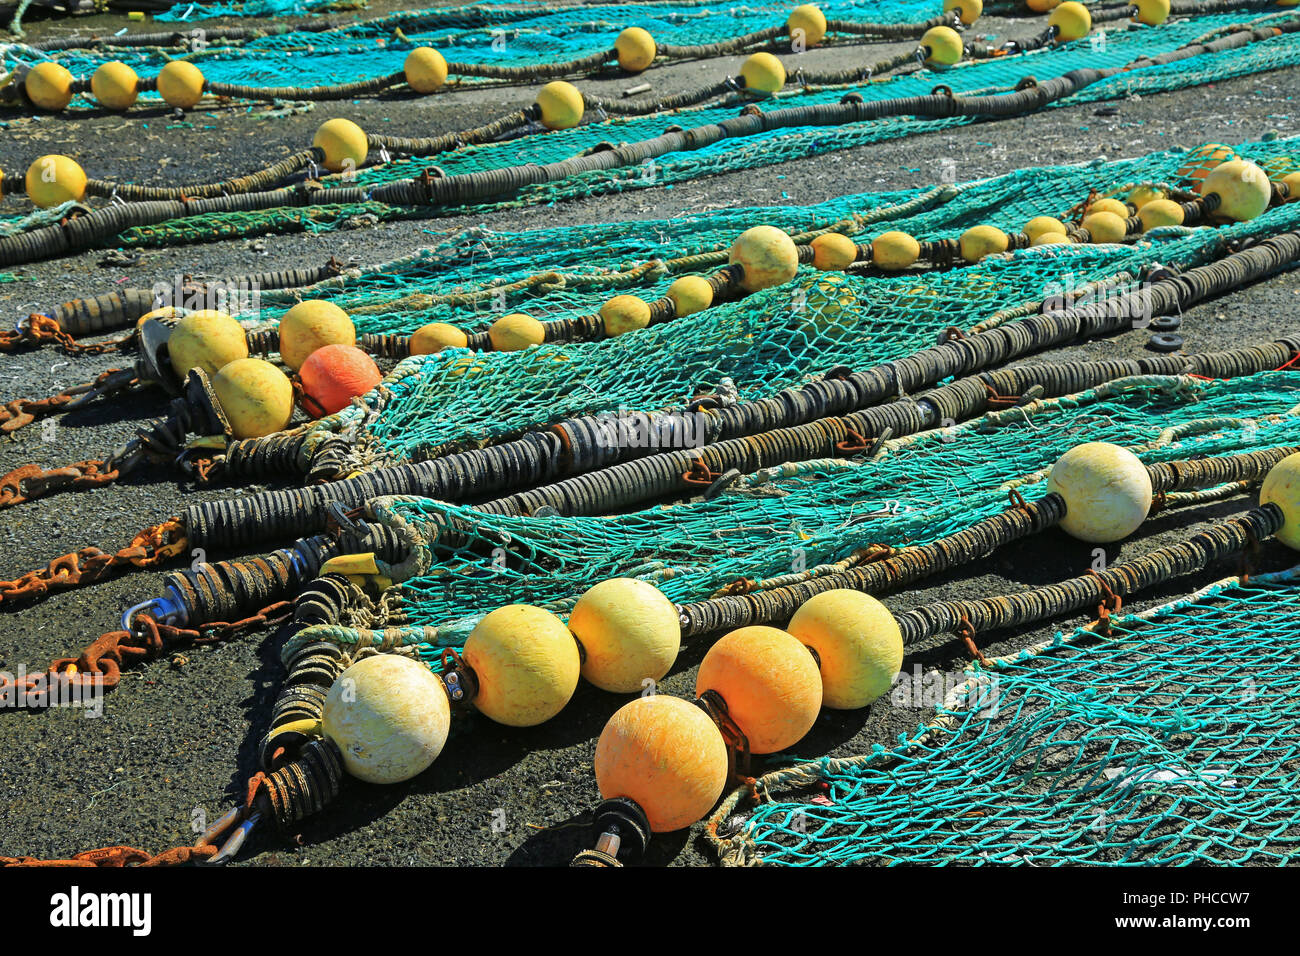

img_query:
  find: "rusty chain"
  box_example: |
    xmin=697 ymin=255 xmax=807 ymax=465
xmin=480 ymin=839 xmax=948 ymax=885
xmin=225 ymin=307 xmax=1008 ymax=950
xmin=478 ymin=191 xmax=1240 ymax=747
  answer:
xmin=1 ymin=598 xmax=293 ymax=705
xmin=0 ymin=314 xmax=133 ymax=355
xmin=0 ymin=517 xmax=187 ymax=605
xmin=0 ymin=368 xmax=131 ymax=436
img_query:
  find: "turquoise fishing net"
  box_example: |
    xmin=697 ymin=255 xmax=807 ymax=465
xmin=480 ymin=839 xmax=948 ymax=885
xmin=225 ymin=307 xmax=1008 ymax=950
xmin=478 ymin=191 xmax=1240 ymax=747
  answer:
xmin=321 ymin=137 xmax=1300 ymax=460
xmin=378 ymin=370 xmax=1300 ymax=650
xmin=45 ymin=1 xmax=932 ymax=83
xmin=726 ymin=567 xmax=1300 ymax=865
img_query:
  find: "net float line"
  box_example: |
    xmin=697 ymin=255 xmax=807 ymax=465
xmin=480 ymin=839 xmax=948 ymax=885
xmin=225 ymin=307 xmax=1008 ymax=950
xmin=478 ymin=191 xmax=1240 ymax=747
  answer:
xmin=0 ymin=5 xmax=1220 ymax=200
xmin=144 ymin=357 xmax=1300 ymax=634
xmin=4 ymin=15 xmax=1293 ymax=265
xmin=176 ymin=228 xmax=1300 ymax=551
xmin=4 ymin=222 xmax=1295 ymax=612
xmin=578 ymin=500 xmax=1288 ymax=865
xmin=702 ymin=558 xmax=1300 ymax=866
xmin=255 ymin=455 xmax=1294 ymax=863
xmin=0 ymin=143 xmax=1280 ymax=447
xmin=3 ymin=159 xmax=1291 ymax=431
xmin=4 ymin=5 xmax=967 ymax=117
xmin=676 ymin=449 xmax=1295 ymax=636
xmin=6 ymin=182 xmax=960 ymax=344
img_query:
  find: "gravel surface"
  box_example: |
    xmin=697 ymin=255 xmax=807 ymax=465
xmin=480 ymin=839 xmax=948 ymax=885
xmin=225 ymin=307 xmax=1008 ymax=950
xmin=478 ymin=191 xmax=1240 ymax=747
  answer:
xmin=1 ymin=6 xmax=1298 ymax=867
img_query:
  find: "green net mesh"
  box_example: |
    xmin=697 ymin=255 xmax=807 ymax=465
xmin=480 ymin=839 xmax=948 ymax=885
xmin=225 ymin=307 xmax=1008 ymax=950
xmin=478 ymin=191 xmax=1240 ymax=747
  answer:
xmin=374 ymin=370 xmax=1300 ymax=651
xmin=721 ymin=566 xmax=1300 ymax=865
xmin=48 ymin=1 xmax=933 ymax=86
xmin=9 ymin=10 xmax=1296 ymax=248
xmin=322 ymin=136 xmax=1300 ymax=460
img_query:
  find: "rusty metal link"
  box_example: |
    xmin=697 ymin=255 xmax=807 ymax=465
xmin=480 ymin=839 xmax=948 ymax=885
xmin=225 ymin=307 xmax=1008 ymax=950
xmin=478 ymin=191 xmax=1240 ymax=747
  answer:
xmin=1 ymin=843 xmax=218 ymax=868
xmin=0 ymin=597 xmax=292 ymax=707
xmin=696 ymin=689 xmax=751 ymax=780
xmin=0 ymin=369 xmax=130 ymax=435
xmin=682 ymin=458 xmax=722 ymax=488
xmin=955 ymin=615 xmax=990 ymax=667
xmin=0 ymin=517 xmax=187 ymax=606
xmin=1007 ymin=488 xmax=1031 ymax=513
xmin=1086 ymin=569 xmax=1123 ymax=637
xmin=0 ymin=314 xmax=133 ymax=355
xmin=0 ymin=458 xmax=121 ymax=508
xmin=835 ymin=427 xmax=869 ymax=454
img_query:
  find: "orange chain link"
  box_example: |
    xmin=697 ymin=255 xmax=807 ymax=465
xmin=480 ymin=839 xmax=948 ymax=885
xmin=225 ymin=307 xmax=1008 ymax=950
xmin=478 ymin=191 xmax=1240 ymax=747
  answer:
xmin=0 ymin=368 xmax=129 ymax=436
xmin=2 ymin=844 xmax=219 ymax=867
xmin=0 ymin=459 xmax=121 ymax=509
xmin=0 ymin=517 xmax=187 ymax=605
xmin=0 ymin=314 xmax=133 ymax=355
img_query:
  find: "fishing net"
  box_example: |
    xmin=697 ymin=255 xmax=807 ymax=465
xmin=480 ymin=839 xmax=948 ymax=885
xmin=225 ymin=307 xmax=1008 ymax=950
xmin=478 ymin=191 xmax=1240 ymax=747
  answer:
xmin=58 ymin=1 xmax=937 ymax=79
xmin=359 ymin=369 xmax=1300 ymax=654
xmin=6 ymin=8 xmax=1297 ymax=254
xmin=299 ymin=136 xmax=1300 ymax=460
xmin=710 ymin=566 xmax=1300 ymax=865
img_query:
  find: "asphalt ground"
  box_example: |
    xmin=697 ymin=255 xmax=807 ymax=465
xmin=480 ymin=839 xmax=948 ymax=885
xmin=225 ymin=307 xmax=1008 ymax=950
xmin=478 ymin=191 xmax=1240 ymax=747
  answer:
xmin=0 ymin=6 xmax=1298 ymax=867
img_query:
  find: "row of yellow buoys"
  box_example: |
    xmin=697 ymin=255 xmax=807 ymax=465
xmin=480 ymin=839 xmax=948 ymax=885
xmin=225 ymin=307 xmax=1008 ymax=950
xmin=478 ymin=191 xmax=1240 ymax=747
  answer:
xmin=14 ymin=2 xmax=985 ymax=116
xmin=314 ymin=442 xmax=1300 ymax=837
xmin=16 ymin=0 xmax=1190 ymax=119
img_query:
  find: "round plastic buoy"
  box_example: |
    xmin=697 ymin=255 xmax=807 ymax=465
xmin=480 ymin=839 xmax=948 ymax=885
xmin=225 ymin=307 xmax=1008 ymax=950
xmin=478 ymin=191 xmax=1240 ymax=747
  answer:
xmin=740 ymin=52 xmax=786 ymax=93
xmin=1201 ymin=159 xmax=1273 ymax=222
xmin=1179 ymin=143 xmax=1235 ymax=186
xmin=811 ymin=232 xmax=858 ymax=271
xmin=1282 ymin=171 xmax=1300 ymax=200
xmin=616 ymin=27 xmax=656 ymax=72
xmin=600 ymin=294 xmax=652 ymax=337
xmin=959 ymin=225 xmax=1009 ymax=263
xmin=464 ymin=604 xmax=580 ymax=726
xmin=212 ymin=358 xmax=294 ymax=439
xmin=25 ymin=62 xmax=75 ymax=111
xmin=1024 ymin=216 xmax=1066 ymax=242
xmin=696 ymin=625 xmax=822 ymax=754
xmin=786 ymin=590 xmax=903 ymax=710
xmin=167 ymin=310 xmax=248 ymax=378
xmin=943 ymin=0 xmax=983 ymax=26
xmin=1127 ymin=184 xmax=1166 ymax=209
xmin=278 ymin=300 xmax=355 ymax=371
xmin=24 ymin=155 xmax=87 ymax=208
xmin=404 ymin=47 xmax=448 ymax=93
xmin=91 ymin=61 xmax=139 ymax=111
xmin=1050 ymin=2 xmax=1092 ymax=42
xmin=1033 ymin=231 xmax=1070 ymax=246
xmin=787 ymin=5 xmax=827 ymax=46
xmin=729 ymin=225 xmax=799 ymax=292
xmin=569 ymin=578 xmax=680 ymax=693
xmin=313 ymin=118 xmax=368 ymax=174
xmin=1133 ymin=0 xmax=1171 ymax=25
xmin=410 ymin=322 xmax=468 ymax=354
xmin=1261 ymin=452 xmax=1300 ymax=549
xmin=667 ymin=275 xmax=713 ymax=316
xmin=1081 ymin=210 xmax=1128 ymax=244
xmin=1027 ymin=0 xmax=1060 ymax=10
xmin=1088 ymin=197 xmax=1130 ymax=219
xmin=322 ymin=655 xmax=450 ymax=784
xmin=1047 ymin=442 xmax=1153 ymax=543
xmin=299 ymin=344 xmax=381 ymax=416
xmin=489 ymin=312 xmax=545 ymax=351
xmin=595 ymin=695 xmax=728 ymax=833
xmin=871 ymin=231 xmax=920 ymax=270
xmin=1138 ymin=198 xmax=1185 ymax=230
xmin=922 ymin=26 xmax=963 ymax=66
xmin=536 ymin=81 xmax=584 ymax=130
xmin=157 ymin=60 xmax=205 ymax=109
